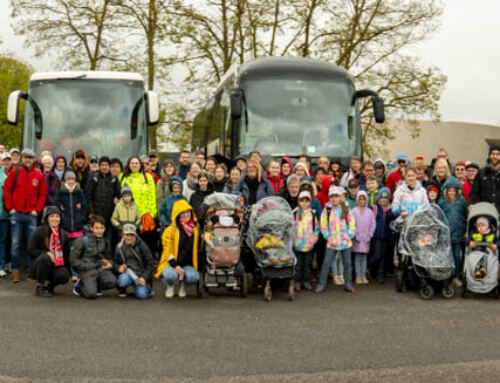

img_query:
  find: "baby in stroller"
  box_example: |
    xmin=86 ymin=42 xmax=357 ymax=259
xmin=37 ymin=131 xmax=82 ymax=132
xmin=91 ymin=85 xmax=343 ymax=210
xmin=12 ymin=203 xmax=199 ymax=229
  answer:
xmin=468 ymin=216 xmax=498 ymax=279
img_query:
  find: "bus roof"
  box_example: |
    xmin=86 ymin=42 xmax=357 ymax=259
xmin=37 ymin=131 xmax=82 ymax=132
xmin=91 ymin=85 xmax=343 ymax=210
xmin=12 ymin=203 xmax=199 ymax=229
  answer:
xmin=239 ymin=56 xmax=352 ymax=82
xmin=30 ymin=71 xmax=144 ymax=82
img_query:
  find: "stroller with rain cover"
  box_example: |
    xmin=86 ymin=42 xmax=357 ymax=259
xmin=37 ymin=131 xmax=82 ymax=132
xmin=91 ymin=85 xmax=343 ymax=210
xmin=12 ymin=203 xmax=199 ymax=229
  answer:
xmin=197 ymin=193 xmax=248 ymax=298
xmin=246 ymin=196 xmax=296 ymax=301
xmin=462 ymin=202 xmax=499 ymax=298
xmin=394 ymin=204 xmax=455 ymax=300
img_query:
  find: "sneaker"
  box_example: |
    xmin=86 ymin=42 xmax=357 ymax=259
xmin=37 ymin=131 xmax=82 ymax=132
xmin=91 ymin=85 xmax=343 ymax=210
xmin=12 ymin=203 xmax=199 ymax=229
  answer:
xmin=178 ymin=282 xmax=186 ymax=298
xmin=118 ymin=288 xmax=127 ymax=298
xmin=339 ymin=275 xmax=345 ymax=285
xmin=71 ymin=275 xmax=78 ymax=283
xmin=355 ymin=276 xmax=362 ymax=285
xmin=0 ymin=270 xmax=6 ymax=278
xmin=304 ymin=283 xmax=313 ymax=291
xmin=72 ymin=280 xmax=81 ymax=296
xmin=363 ymin=276 xmax=369 ymax=284
xmin=165 ymin=284 xmax=175 ymax=299
xmin=315 ymin=284 xmax=326 ymax=294
xmin=294 ymin=282 xmax=301 ymax=292
xmin=452 ymin=278 xmax=463 ymax=288
xmin=96 ymin=291 xmax=103 ymax=297
xmin=36 ymin=285 xmax=53 ymax=298
xmin=344 ymin=284 xmax=356 ymax=294
xmin=11 ymin=269 xmax=20 ymax=283
xmin=332 ymin=275 xmax=339 ymax=286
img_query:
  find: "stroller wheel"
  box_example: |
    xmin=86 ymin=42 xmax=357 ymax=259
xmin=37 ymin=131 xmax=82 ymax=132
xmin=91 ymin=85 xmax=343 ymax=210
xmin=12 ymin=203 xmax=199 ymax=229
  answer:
xmin=240 ymin=273 xmax=248 ymax=298
xmin=197 ymin=272 xmax=205 ymax=299
xmin=264 ymin=280 xmax=272 ymax=302
xmin=441 ymin=284 xmax=455 ymax=299
xmin=288 ymin=280 xmax=296 ymax=302
xmin=419 ymin=284 xmax=434 ymax=300
xmin=395 ymin=270 xmax=404 ymax=293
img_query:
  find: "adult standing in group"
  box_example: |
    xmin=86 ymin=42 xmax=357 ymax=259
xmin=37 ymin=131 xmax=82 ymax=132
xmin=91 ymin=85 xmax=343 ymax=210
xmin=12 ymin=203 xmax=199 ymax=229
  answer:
xmin=469 ymin=145 xmax=500 ymax=213
xmin=374 ymin=159 xmax=387 ymax=186
xmin=71 ymin=148 xmax=90 ymax=192
xmin=149 ymin=151 xmax=162 ymax=178
xmin=189 ymin=172 xmax=215 ymax=223
xmin=223 ymin=167 xmax=242 ymax=194
xmin=431 ymin=158 xmax=452 ymax=192
xmin=156 ymin=159 xmax=177 ymax=209
xmin=53 ymin=154 xmax=68 ymax=182
xmin=234 ymin=159 xmax=274 ymax=208
xmin=120 ymin=156 xmax=158 ymax=251
xmin=10 ymin=148 xmax=20 ymax=166
xmin=454 ymin=161 xmax=471 ymax=202
xmin=386 ymin=154 xmax=409 ymax=196
xmin=183 ymin=162 xmax=201 ymax=201
xmin=41 ymin=155 xmax=60 ymax=206
xmin=429 ymin=148 xmax=453 ymax=178
xmin=340 ymin=156 xmax=362 ymax=187
xmin=178 ymin=150 xmax=191 ymax=180
xmin=465 ymin=162 xmax=480 ymax=189
xmin=86 ymin=156 xmax=122 ymax=242
xmin=27 ymin=206 xmax=70 ymax=297
xmin=194 ymin=150 xmax=206 ymax=169
xmin=3 ymin=149 xmax=48 ymax=282
xmin=278 ymin=175 xmax=301 ymax=210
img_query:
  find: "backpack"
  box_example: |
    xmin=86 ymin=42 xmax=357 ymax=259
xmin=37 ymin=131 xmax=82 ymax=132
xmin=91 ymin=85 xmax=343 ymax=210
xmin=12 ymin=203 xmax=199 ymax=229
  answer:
xmin=293 ymin=209 xmax=316 ymax=232
xmin=11 ymin=166 xmax=21 ymax=192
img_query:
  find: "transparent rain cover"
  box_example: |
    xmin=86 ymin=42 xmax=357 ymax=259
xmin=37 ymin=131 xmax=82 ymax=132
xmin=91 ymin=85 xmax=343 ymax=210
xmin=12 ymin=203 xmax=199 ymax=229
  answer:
xmin=403 ymin=204 xmax=454 ymax=281
xmin=246 ymin=197 xmax=296 ymax=267
xmin=203 ymin=193 xmax=241 ymax=211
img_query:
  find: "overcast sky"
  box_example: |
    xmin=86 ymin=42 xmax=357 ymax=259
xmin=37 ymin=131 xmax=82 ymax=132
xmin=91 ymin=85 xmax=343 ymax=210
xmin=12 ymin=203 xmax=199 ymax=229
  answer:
xmin=1 ymin=0 xmax=500 ymax=127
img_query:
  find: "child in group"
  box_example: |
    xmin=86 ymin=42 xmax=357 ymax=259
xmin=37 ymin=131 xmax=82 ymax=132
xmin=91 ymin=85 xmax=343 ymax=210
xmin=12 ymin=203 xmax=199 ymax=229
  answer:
xmin=293 ymin=191 xmax=319 ymax=291
xmin=111 ymin=185 xmax=142 ymax=235
xmin=370 ymin=188 xmax=396 ymax=283
xmin=346 ymin=178 xmax=359 ymax=210
xmin=427 ymin=184 xmax=440 ymax=204
xmin=266 ymin=160 xmax=284 ymax=195
xmin=365 ymin=175 xmax=379 ymax=207
xmin=159 ymin=176 xmax=186 ymax=228
xmin=54 ymin=170 xmax=87 ymax=249
xmin=351 ymin=191 xmax=376 ymax=284
xmin=316 ymin=185 xmax=356 ymax=293
xmin=438 ymin=177 xmax=467 ymax=287
xmin=70 ymin=215 xmax=116 ymax=299
xmin=468 ymin=216 xmax=498 ymax=279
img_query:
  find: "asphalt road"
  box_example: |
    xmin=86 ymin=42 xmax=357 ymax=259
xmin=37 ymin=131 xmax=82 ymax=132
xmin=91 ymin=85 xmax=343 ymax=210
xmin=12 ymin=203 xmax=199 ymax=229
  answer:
xmin=2 ymin=277 xmax=500 ymax=382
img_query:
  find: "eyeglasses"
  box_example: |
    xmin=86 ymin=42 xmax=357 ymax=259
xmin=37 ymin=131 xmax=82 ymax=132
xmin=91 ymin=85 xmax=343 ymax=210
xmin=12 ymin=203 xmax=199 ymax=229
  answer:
xmin=397 ymin=160 xmax=407 ymax=164
xmin=455 ymin=168 xmax=465 ymax=172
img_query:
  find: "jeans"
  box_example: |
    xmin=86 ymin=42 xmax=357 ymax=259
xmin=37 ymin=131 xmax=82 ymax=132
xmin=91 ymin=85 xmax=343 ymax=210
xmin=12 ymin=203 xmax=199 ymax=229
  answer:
xmin=162 ymin=265 xmax=199 ymax=285
xmin=10 ymin=213 xmax=37 ymax=270
xmin=319 ymin=248 xmax=352 ymax=287
xmin=331 ymin=251 xmax=343 ymax=277
xmin=0 ymin=219 xmax=9 ymax=270
xmin=354 ymin=252 xmax=368 ymax=277
xmin=117 ymin=272 xmax=150 ymax=299
xmin=451 ymin=242 xmax=462 ymax=279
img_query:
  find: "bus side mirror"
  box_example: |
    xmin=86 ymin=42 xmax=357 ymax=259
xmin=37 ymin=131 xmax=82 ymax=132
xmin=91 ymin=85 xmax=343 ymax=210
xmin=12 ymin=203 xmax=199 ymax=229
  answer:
xmin=230 ymin=89 xmax=243 ymax=119
xmin=7 ymin=90 xmax=23 ymax=126
xmin=355 ymin=89 xmax=385 ymax=124
xmin=147 ymin=90 xmax=159 ymax=125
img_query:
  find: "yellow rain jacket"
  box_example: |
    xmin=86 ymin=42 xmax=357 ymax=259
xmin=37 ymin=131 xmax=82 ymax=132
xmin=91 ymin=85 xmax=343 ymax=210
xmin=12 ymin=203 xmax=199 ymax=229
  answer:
xmin=155 ymin=199 xmax=199 ymax=279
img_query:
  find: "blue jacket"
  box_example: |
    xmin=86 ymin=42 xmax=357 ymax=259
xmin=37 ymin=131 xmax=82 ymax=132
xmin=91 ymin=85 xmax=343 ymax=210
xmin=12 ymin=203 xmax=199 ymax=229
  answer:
xmin=234 ymin=175 xmax=274 ymax=207
xmin=373 ymin=204 xmax=397 ymax=242
xmin=159 ymin=176 xmax=186 ymax=227
xmin=54 ymin=183 xmax=87 ymax=232
xmin=438 ymin=178 xmax=467 ymax=242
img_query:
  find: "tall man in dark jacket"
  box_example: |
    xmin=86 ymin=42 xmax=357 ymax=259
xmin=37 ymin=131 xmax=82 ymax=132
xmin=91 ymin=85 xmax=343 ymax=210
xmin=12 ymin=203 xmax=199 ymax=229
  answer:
xmin=469 ymin=145 xmax=500 ymax=213
xmin=85 ymin=156 xmax=121 ymax=243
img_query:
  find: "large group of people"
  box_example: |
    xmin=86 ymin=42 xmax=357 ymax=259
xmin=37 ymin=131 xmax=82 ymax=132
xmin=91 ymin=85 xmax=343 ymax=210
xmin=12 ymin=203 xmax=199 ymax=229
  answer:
xmin=0 ymin=142 xmax=498 ymax=299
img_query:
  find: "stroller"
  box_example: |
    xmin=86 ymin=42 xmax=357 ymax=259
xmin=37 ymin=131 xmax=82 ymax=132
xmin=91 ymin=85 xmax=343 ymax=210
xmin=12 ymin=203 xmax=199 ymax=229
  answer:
xmin=246 ymin=197 xmax=296 ymax=301
xmin=197 ymin=193 xmax=248 ymax=298
xmin=462 ymin=202 xmax=499 ymax=298
xmin=394 ymin=204 xmax=455 ymax=300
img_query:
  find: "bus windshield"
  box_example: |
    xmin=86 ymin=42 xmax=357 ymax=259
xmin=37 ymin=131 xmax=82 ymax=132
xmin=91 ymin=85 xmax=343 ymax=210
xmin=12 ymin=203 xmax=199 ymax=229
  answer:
xmin=23 ymin=80 xmax=148 ymax=160
xmin=239 ymin=77 xmax=360 ymax=158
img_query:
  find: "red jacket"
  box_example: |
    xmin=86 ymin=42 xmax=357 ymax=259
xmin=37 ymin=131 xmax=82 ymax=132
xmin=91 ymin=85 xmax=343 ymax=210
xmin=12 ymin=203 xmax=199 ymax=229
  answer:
xmin=267 ymin=174 xmax=284 ymax=195
xmin=3 ymin=166 xmax=47 ymax=213
xmin=460 ymin=177 xmax=471 ymax=202
xmin=386 ymin=169 xmax=404 ymax=196
xmin=317 ymin=174 xmax=334 ymax=208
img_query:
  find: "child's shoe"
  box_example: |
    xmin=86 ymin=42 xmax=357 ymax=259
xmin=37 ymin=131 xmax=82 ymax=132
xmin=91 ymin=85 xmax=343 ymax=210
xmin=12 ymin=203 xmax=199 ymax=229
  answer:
xmin=165 ymin=284 xmax=175 ymax=299
xmin=303 ymin=282 xmax=313 ymax=291
xmin=178 ymin=282 xmax=187 ymax=298
xmin=315 ymin=284 xmax=326 ymax=294
xmin=355 ymin=276 xmax=362 ymax=285
xmin=363 ymin=276 xmax=369 ymax=284
xmin=344 ymin=284 xmax=356 ymax=294
xmin=339 ymin=275 xmax=345 ymax=285
xmin=294 ymin=282 xmax=301 ymax=292
xmin=480 ymin=267 xmax=487 ymax=278
xmin=452 ymin=278 xmax=462 ymax=288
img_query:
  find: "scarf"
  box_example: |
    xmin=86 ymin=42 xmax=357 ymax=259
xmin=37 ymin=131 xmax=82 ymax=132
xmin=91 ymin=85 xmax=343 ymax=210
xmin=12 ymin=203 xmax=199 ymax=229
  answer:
xmin=49 ymin=227 xmax=64 ymax=267
xmin=186 ymin=173 xmax=197 ymax=190
xmin=179 ymin=218 xmax=195 ymax=238
xmin=64 ymin=182 xmax=77 ymax=193
xmin=54 ymin=168 xmax=65 ymax=181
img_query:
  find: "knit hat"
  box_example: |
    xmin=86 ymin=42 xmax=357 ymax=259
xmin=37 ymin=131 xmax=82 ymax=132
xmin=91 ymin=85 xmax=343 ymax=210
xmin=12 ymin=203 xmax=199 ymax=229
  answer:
xmin=298 ymin=191 xmax=311 ymax=200
xmin=74 ymin=150 xmax=85 ymax=159
xmin=329 ymin=186 xmax=344 ymax=196
xmin=489 ymin=144 xmax=500 ymax=155
xmin=378 ymin=187 xmax=392 ymax=201
xmin=64 ymin=170 xmax=76 ymax=180
xmin=466 ymin=162 xmax=480 ymax=170
xmin=121 ymin=184 xmax=133 ymax=196
xmin=477 ymin=217 xmax=489 ymax=227
xmin=43 ymin=206 xmax=61 ymax=223
xmin=122 ymin=223 xmax=137 ymax=236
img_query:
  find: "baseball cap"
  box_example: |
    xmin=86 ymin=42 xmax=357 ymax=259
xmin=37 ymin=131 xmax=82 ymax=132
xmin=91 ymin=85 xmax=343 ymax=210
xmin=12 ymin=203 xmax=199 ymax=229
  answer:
xmin=10 ymin=148 xmax=20 ymax=155
xmin=1 ymin=152 xmax=12 ymax=160
xmin=396 ymin=154 xmax=408 ymax=161
xmin=21 ymin=148 xmax=36 ymax=158
xmin=347 ymin=178 xmax=360 ymax=188
xmin=329 ymin=186 xmax=345 ymax=196
xmin=298 ymin=191 xmax=311 ymax=200
xmin=122 ymin=223 xmax=137 ymax=236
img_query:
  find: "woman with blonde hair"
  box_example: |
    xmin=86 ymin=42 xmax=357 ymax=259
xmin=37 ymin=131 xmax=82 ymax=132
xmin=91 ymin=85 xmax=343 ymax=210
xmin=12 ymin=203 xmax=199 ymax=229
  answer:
xmin=432 ymin=158 xmax=452 ymax=191
xmin=234 ymin=159 xmax=273 ymax=207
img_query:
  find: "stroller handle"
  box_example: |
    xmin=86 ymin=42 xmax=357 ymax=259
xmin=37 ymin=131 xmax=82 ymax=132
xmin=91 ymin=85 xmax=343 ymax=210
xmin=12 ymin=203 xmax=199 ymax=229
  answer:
xmin=473 ymin=241 xmax=495 ymax=248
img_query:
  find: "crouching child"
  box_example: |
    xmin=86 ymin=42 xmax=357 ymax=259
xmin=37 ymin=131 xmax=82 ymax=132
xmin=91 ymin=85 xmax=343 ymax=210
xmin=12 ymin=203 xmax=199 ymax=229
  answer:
xmin=115 ymin=223 xmax=155 ymax=299
xmin=70 ymin=215 xmax=116 ymax=299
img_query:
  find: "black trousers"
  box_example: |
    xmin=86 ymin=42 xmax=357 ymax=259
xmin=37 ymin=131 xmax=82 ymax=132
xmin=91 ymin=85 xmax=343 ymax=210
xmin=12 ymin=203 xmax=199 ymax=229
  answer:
xmin=294 ymin=249 xmax=314 ymax=284
xmin=369 ymin=239 xmax=388 ymax=278
xmin=30 ymin=254 xmax=70 ymax=288
xmin=314 ymin=236 xmax=326 ymax=272
xmin=80 ymin=269 xmax=117 ymax=299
